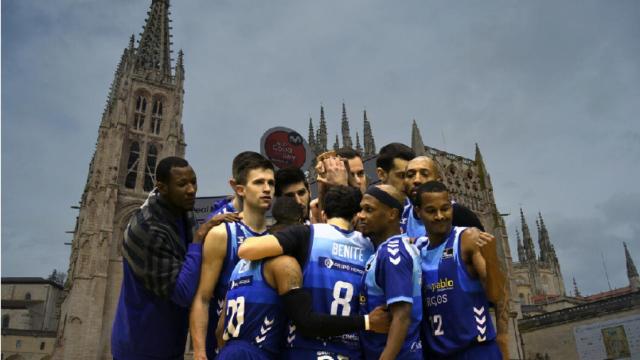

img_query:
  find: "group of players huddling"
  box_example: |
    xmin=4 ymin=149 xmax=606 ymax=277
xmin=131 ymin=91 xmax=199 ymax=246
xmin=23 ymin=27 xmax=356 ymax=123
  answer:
xmin=111 ymin=143 xmax=506 ymax=360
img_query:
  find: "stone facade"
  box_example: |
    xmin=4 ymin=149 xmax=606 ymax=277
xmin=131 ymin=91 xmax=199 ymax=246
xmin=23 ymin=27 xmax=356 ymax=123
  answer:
xmin=52 ymin=1 xmax=186 ymax=359
xmin=2 ymin=278 xmax=64 ymax=360
xmin=518 ymin=291 xmax=640 ymax=359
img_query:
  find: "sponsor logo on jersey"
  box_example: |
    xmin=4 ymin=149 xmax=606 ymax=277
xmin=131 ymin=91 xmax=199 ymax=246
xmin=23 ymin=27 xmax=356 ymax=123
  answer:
xmin=319 ymin=257 xmax=365 ymax=275
xmin=442 ymin=247 xmax=453 ymax=259
xmin=429 ymin=278 xmax=455 ymax=292
xmin=230 ymin=275 xmax=253 ymax=289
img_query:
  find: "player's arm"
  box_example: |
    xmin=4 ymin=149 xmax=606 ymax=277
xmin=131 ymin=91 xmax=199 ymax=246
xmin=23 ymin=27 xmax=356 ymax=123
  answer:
xmin=237 ymin=234 xmax=283 ymax=260
xmin=378 ymin=244 xmax=417 ymax=359
xmin=461 ymin=229 xmax=509 ymax=359
xmin=215 ymin=296 xmax=227 ymax=350
xmin=267 ymin=256 xmax=390 ymax=337
xmin=189 ymin=224 xmax=228 ymax=360
xmin=381 ymin=302 xmax=412 ymax=360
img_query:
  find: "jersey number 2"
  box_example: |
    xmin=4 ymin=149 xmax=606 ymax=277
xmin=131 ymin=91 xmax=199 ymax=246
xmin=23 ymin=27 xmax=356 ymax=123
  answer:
xmin=429 ymin=314 xmax=444 ymax=336
xmin=330 ymin=281 xmax=354 ymax=316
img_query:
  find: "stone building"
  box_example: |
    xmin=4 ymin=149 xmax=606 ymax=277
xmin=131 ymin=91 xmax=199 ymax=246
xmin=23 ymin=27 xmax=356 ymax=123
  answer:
xmin=512 ymin=209 xmax=566 ymax=308
xmin=2 ymin=277 xmax=65 ymax=360
xmin=517 ymin=245 xmax=640 ymax=359
xmin=52 ymin=0 xmax=186 ymax=358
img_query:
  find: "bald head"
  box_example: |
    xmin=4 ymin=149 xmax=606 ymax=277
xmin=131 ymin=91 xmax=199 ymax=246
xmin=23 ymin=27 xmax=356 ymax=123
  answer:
xmin=374 ymin=184 xmax=407 ymax=207
xmin=405 ymin=156 xmax=441 ymax=201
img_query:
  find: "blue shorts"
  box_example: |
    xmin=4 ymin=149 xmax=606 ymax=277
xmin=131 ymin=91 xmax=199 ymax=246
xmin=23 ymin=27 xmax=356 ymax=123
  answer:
xmin=424 ymin=340 xmax=502 ymax=360
xmin=216 ymin=340 xmax=275 ymax=360
xmin=283 ymin=348 xmax=361 ymax=360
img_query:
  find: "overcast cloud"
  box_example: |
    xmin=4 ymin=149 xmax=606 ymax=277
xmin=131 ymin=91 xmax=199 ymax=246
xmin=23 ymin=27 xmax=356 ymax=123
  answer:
xmin=2 ymin=0 xmax=639 ymax=295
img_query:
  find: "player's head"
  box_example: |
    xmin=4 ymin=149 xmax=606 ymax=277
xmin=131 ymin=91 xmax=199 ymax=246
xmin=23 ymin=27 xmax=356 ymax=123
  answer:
xmin=155 ymin=156 xmax=196 ymax=212
xmin=336 ymin=147 xmax=367 ymax=193
xmin=232 ymin=152 xmax=275 ymax=211
xmin=376 ymin=143 xmax=415 ymax=195
xmin=414 ymin=181 xmax=453 ymax=237
xmin=270 ymin=196 xmax=305 ymax=233
xmin=405 ymin=156 xmax=441 ymax=203
xmin=357 ymin=184 xmax=406 ymax=239
xmin=275 ymin=167 xmax=310 ymax=218
xmin=323 ymin=185 xmax=362 ymax=223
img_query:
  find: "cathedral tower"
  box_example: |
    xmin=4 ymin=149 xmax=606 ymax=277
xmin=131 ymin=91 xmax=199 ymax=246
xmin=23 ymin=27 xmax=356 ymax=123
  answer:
xmin=625 ymin=242 xmax=640 ymax=291
xmin=54 ymin=1 xmax=186 ymax=358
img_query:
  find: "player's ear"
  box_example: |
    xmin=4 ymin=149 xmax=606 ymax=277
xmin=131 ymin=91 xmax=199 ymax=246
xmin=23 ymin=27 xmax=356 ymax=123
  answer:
xmin=228 ymin=178 xmax=237 ymax=191
xmin=234 ymin=182 xmax=246 ymax=198
xmin=320 ymin=210 xmax=327 ymax=223
xmin=376 ymin=167 xmax=387 ymax=182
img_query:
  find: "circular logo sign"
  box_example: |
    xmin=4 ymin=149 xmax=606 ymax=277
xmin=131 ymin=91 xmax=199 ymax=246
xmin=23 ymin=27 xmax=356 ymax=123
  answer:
xmin=260 ymin=127 xmax=314 ymax=171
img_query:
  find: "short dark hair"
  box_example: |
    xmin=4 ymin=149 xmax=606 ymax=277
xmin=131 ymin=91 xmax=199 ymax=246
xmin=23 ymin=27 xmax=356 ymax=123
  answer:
xmin=414 ymin=181 xmax=449 ymax=208
xmin=275 ymin=167 xmax=308 ymax=196
xmin=155 ymin=156 xmax=190 ymax=183
xmin=336 ymin=147 xmax=360 ymax=160
xmin=324 ymin=186 xmax=362 ymax=220
xmin=271 ymin=196 xmax=305 ymax=226
xmin=376 ymin=143 xmax=415 ymax=172
xmin=233 ymin=152 xmax=274 ymax=185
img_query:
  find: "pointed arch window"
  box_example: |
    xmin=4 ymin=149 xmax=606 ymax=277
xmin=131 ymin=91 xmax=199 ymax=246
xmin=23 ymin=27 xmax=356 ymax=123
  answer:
xmin=151 ymin=99 xmax=163 ymax=135
xmin=125 ymin=142 xmax=140 ymax=189
xmin=25 ymin=292 xmax=32 ymax=300
xmin=144 ymin=144 xmax=158 ymax=191
xmin=134 ymin=96 xmax=147 ymax=130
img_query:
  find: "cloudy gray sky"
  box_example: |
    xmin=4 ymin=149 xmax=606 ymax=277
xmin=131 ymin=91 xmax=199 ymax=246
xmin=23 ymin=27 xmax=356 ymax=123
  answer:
xmin=2 ymin=0 xmax=639 ymax=295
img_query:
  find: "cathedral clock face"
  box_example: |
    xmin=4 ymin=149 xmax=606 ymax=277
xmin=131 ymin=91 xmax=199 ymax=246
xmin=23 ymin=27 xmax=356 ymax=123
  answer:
xmin=260 ymin=127 xmax=313 ymax=171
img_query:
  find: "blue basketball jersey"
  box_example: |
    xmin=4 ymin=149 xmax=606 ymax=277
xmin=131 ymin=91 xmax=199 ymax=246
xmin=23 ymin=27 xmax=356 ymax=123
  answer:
xmin=204 ymin=197 xmax=237 ymax=222
xmin=359 ymin=235 xmax=423 ymax=360
xmin=401 ymin=200 xmax=426 ymax=239
xmin=207 ymin=221 xmax=267 ymax=358
xmin=285 ymin=224 xmax=374 ymax=359
xmin=420 ymin=227 xmax=497 ymax=357
xmin=221 ymin=258 xmax=285 ymax=358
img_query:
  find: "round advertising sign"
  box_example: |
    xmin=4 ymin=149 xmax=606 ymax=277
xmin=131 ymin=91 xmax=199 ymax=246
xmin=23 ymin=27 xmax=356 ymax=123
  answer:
xmin=260 ymin=127 xmax=314 ymax=171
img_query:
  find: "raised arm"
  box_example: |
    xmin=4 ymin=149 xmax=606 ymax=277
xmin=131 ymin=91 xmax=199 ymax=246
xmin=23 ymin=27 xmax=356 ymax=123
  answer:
xmin=189 ymin=224 xmax=228 ymax=360
xmin=267 ymin=255 xmax=390 ymax=337
xmin=237 ymin=234 xmax=283 ymax=260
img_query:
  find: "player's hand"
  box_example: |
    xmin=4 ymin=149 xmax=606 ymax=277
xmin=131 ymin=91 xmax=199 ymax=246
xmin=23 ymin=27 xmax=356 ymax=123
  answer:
xmin=476 ymin=231 xmax=495 ymax=248
xmin=309 ymin=198 xmax=322 ymax=224
xmin=192 ymin=349 xmax=208 ymax=360
xmin=368 ymin=305 xmax=391 ymax=333
xmin=316 ymin=157 xmax=349 ymax=185
xmin=194 ymin=212 xmax=242 ymax=243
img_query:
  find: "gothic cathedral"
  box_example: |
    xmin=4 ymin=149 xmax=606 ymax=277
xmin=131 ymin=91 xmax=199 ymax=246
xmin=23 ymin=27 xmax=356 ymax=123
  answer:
xmin=53 ymin=1 xmax=186 ymax=358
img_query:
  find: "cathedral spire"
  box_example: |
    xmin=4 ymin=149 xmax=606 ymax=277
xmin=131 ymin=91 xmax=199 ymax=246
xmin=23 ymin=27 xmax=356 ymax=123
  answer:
xmin=624 ymin=242 xmax=640 ymax=290
xmin=333 ymin=134 xmax=340 ymax=151
xmin=521 ymin=208 xmax=537 ymax=263
xmin=573 ymin=277 xmax=582 ymax=297
xmin=341 ymin=102 xmax=353 ymax=149
xmin=363 ymin=110 xmax=376 ymax=156
xmin=135 ymin=0 xmax=173 ymax=77
xmin=475 ymin=143 xmax=488 ymax=190
xmin=516 ymin=229 xmax=526 ymax=263
xmin=318 ymin=105 xmax=328 ymax=152
xmin=308 ymin=117 xmax=316 ymax=153
xmin=355 ymin=132 xmax=363 ymax=155
xmin=411 ymin=119 xmax=427 ymax=156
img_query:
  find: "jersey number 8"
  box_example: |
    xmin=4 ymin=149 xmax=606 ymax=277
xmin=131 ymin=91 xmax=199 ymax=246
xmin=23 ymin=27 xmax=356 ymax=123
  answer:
xmin=330 ymin=281 xmax=354 ymax=316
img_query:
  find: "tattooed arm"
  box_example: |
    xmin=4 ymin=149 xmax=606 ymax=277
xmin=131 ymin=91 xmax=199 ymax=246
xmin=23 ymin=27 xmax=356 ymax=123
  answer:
xmin=263 ymin=256 xmax=390 ymax=337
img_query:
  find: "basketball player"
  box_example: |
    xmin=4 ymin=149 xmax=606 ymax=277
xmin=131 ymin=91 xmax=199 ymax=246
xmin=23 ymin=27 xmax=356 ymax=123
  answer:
xmin=415 ymin=181 xmax=502 ymax=359
xmin=189 ymin=153 xmax=275 ymax=360
xmin=357 ymin=184 xmax=423 ymax=360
